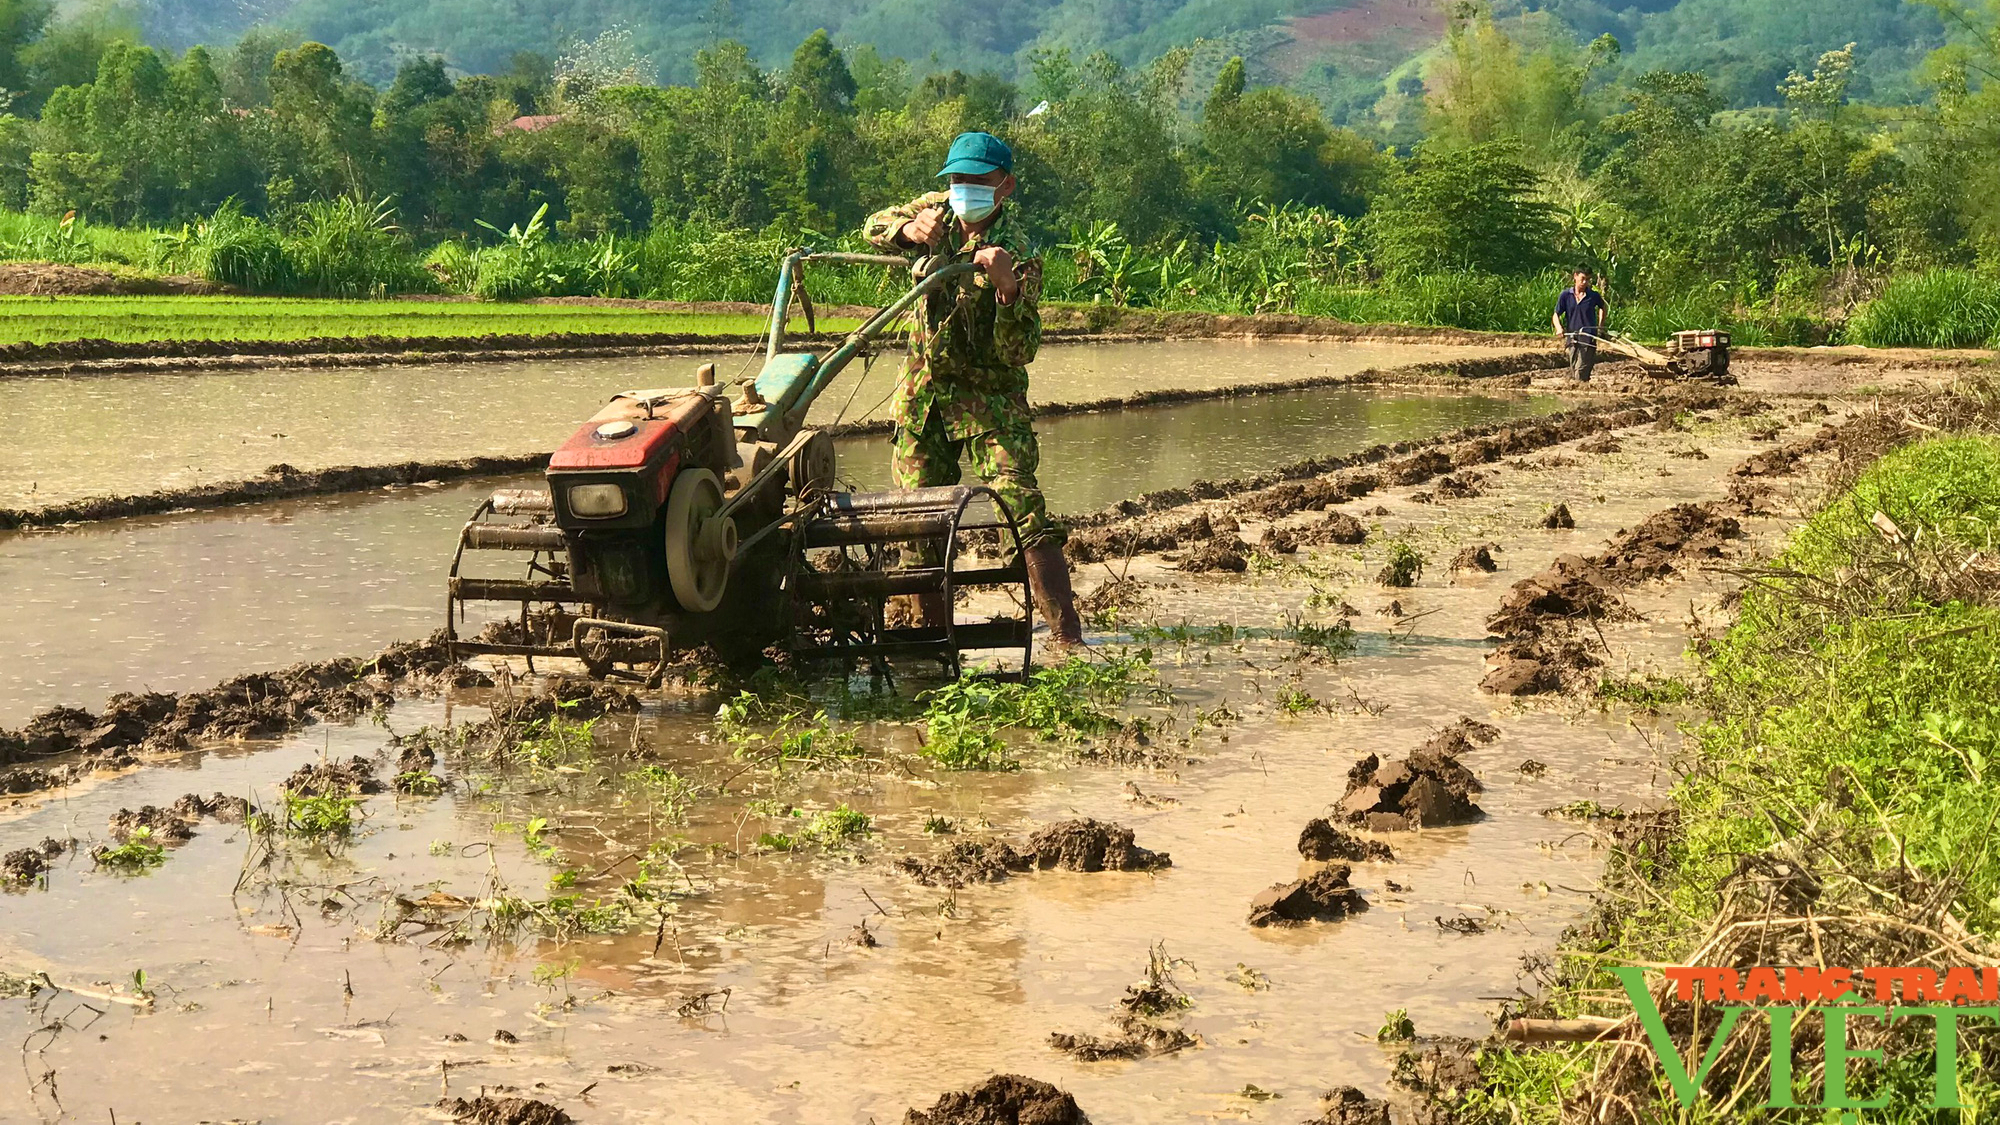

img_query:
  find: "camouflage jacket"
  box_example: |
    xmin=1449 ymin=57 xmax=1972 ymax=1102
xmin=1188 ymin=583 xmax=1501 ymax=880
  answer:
xmin=863 ymin=191 xmax=1044 ymax=439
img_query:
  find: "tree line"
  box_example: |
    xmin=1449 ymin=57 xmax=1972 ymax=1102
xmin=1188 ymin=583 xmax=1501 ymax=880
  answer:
xmin=5 ymin=2 xmax=2000 ymax=346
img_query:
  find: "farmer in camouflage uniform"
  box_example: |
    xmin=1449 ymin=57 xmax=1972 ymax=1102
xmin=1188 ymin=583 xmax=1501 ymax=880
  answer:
xmin=863 ymin=130 xmax=1083 ymax=646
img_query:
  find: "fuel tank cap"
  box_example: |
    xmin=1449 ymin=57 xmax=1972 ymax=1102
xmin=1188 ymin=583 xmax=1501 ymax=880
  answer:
xmin=595 ymin=419 xmax=638 ymax=440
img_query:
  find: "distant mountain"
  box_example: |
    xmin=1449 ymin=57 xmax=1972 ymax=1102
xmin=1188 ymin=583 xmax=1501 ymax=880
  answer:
xmin=126 ymin=0 xmax=1946 ymax=114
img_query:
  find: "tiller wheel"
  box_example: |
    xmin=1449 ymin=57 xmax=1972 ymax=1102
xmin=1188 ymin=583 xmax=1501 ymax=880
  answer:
xmin=786 ymin=485 xmax=1033 ymax=677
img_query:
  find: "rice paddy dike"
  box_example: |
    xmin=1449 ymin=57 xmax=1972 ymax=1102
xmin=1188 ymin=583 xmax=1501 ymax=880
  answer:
xmin=0 ymin=334 xmax=1989 ymax=1124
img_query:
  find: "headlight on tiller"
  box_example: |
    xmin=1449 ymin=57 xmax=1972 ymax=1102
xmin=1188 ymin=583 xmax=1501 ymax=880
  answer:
xmin=566 ymin=483 xmax=629 ymax=519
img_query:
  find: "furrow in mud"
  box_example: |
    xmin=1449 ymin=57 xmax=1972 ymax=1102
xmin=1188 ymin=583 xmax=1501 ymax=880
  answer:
xmin=1472 ymin=401 xmax=1936 ymax=699
xmin=1061 ymin=390 xmax=1725 ymax=561
xmin=0 ymin=353 xmax=1561 ymax=529
xmin=0 ymin=633 xmax=656 ymax=795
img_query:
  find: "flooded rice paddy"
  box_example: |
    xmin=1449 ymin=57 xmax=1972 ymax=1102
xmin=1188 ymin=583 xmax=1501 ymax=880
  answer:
xmin=0 ymin=383 xmax=1561 ymax=725
xmin=2 ymin=339 xmax=1534 ymax=508
xmin=0 ymin=331 xmax=1827 ymax=1124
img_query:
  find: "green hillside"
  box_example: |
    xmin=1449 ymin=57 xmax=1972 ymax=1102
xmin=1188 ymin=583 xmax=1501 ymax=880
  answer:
xmin=124 ymin=0 xmax=1945 ymax=116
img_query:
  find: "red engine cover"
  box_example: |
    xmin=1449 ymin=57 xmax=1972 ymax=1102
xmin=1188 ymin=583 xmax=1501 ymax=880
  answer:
xmin=548 ymin=393 xmax=708 ymax=471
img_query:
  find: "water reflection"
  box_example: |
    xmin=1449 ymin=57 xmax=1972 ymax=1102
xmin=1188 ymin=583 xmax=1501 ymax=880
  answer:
xmin=2 ymin=339 xmax=1536 ymax=507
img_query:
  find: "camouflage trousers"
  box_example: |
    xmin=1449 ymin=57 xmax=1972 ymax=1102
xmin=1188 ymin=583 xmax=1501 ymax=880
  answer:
xmin=891 ymin=414 xmax=1063 ymax=552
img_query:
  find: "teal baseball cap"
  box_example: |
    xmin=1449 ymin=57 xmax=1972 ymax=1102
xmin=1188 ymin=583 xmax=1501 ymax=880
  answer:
xmin=936 ymin=131 xmax=1013 ymax=177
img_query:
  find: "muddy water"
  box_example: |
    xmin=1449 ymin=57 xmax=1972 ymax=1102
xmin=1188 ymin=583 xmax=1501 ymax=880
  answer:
xmin=0 ymin=387 xmax=1560 ymax=725
xmin=0 ymin=613 xmax=1670 ymax=1125
xmin=1 ymin=339 xmax=1534 ymax=507
xmin=0 ymin=403 xmax=1817 ymax=1123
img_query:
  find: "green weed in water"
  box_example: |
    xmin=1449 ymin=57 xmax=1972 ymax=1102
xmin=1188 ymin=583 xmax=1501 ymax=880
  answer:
xmin=801 ymin=804 xmax=872 ymax=849
xmin=515 ymin=715 xmax=599 ymax=769
xmin=92 ymin=828 xmax=166 ymax=871
xmin=1377 ymin=540 xmax=1426 ymax=588
xmin=1594 ymin=674 xmax=1695 ymax=707
xmin=395 ymin=770 xmax=444 ymax=796
xmin=1378 ymin=1008 xmax=1417 ymax=1041
xmin=281 ymin=793 xmax=360 ymax=837
xmin=1275 ymin=682 xmax=1324 ymax=715
xmin=919 ymin=715 xmax=1019 ymax=771
xmin=920 ymin=653 xmax=1153 ymax=743
xmin=626 ymin=765 xmax=700 ymax=824
xmin=725 ymin=706 xmax=868 ymax=770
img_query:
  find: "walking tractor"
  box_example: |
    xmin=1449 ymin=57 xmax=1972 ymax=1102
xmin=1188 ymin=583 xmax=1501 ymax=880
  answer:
xmin=1569 ymin=328 xmax=1734 ymax=383
xmin=445 ymin=250 xmax=1039 ymax=683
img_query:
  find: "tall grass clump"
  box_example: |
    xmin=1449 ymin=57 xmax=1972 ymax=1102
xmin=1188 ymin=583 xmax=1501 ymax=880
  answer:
xmin=1847 ymin=269 xmax=2000 ymax=348
xmin=284 ymin=197 xmax=430 ymax=298
xmin=153 ymin=197 xmax=428 ymax=297
xmin=154 ymin=202 xmax=290 ymax=291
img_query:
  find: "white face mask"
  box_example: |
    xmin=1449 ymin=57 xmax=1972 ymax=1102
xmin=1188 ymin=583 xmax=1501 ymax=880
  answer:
xmin=948 ymin=182 xmax=999 ymax=223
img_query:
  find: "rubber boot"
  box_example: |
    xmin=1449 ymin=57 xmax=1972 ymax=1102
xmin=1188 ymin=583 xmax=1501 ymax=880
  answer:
xmin=1024 ymin=544 xmax=1085 ymax=648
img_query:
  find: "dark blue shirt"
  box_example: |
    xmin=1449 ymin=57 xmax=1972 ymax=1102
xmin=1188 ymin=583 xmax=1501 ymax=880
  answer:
xmin=1556 ymin=288 xmax=1605 ymax=335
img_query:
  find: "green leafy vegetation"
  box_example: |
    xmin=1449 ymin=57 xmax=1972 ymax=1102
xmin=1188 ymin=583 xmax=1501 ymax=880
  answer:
xmin=755 ymin=802 xmax=872 ymax=851
xmin=1592 ymin=673 xmax=1695 ymax=706
xmin=724 ymin=708 xmax=869 ymax=770
xmin=918 ymin=716 xmax=1019 ymax=772
xmin=1377 ymin=540 xmax=1425 ymax=588
xmin=91 ymin=828 xmax=166 ymax=870
xmin=919 ymin=653 xmax=1153 ymax=742
xmin=1377 ymin=1008 xmax=1416 ymax=1042
xmin=625 ymin=764 xmax=699 ymax=825
xmin=514 ymin=714 xmax=599 ymax=770
xmin=279 ymin=792 xmax=360 ymax=837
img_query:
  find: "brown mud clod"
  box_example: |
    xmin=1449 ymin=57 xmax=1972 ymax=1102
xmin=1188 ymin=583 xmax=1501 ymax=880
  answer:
xmin=3 ymin=837 xmax=69 ymax=884
xmin=896 ymin=820 xmax=1168 ymax=887
xmin=283 ymin=755 xmax=384 ymax=797
xmin=106 ymin=805 xmax=195 ymax=843
xmin=894 ymin=839 xmax=1034 ymax=888
xmin=0 ymin=633 xmax=489 ymax=795
xmin=1539 ymin=502 xmax=1576 ymax=529
xmin=1450 ymin=543 xmax=1499 ymax=573
xmin=903 ymin=1073 xmax=1091 ymax=1125
xmin=1297 ymin=819 xmax=1395 ymax=863
xmin=1048 ymin=1023 xmax=1196 ymax=1061
xmin=1300 ymin=511 xmax=1368 ymax=546
xmin=437 ymin=1094 xmax=574 ymax=1125
xmin=1336 ymin=730 xmax=1486 ymax=831
xmin=1176 ymin=536 xmax=1252 ymax=573
xmin=1249 ymin=863 xmax=1368 ymax=927
xmin=1026 ymin=819 xmax=1171 ymax=872
xmin=1304 ymin=1086 xmax=1393 ymax=1125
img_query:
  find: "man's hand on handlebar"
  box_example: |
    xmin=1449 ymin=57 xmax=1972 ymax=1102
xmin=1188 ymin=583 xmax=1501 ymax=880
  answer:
xmin=898 ymin=206 xmax=945 ymax=249
xmin=974 ymin=245 xmax=1019 ymax=305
